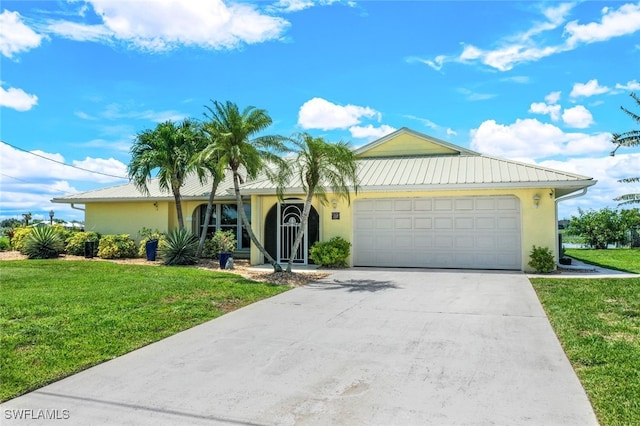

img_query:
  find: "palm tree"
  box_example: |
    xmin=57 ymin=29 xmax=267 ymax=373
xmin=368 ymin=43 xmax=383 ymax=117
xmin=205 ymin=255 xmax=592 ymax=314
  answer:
xmin=128 ymin=119 xmax=204 ymax=229
xmin=22 ymin=212 xmax=32 ymax=226
xmin=611 ymin=92 xmax=640 ymax=205
xmin=194 ymin=134 xmax=226 ymax=258
xmin=200 ymin=100 xmax=287 ymax=272
xmin=275 ymin=133 xmax=359 ymax=273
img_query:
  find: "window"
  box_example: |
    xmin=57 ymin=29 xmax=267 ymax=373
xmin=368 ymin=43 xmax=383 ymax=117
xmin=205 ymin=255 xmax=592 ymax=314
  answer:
xmin=195 ymin=203 xmax=251 ymax=250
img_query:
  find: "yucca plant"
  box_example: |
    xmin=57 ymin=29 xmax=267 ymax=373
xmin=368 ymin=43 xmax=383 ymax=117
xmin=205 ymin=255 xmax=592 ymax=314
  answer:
xmin=23 ymin=226 xmax=64 ymax=259
xmin=160 ymin=228 xmax=199 ymax=265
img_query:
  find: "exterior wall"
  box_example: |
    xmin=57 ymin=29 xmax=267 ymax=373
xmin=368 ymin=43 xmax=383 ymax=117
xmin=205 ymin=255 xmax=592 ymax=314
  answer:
xmin=361 ymin=133 xmax=458 ymax=157
xmin=253 ymin=187 xmax=558 ymax=272
xmin=85 ymin=201 xmax=171 ymax=242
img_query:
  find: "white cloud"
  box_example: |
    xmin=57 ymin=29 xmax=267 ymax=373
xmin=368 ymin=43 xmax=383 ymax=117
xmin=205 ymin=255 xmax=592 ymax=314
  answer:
xmin=564 ymin=3 xmax=640 ymax=46
xmin=562 ymin=105 xmax=594 ymax=128
xmin=539 ymin=153 xmax=640 ymax=218
xmin=46 ymin=0 xmax=290 ymax=52
xmin=349 ymin=124 xmax=396 ymax=140
xmin=271 ymin=0 xmax=316 ymax=12
xmin=529 ymin=102 xmax=561 ymax=121
xmin=419 ymin=2 xmax=640 ymax=72
xmin=615 ymin=79 xmax=640 ymax=91
xmin=457 ymin=88 xmax=496 ymax=101
xmin=470 ymin=118 xmax=610 ymax=159
xmin=0 ymin=10 xmax=44 ymax=58
xmin=0 ymin=84 xmax=38 ymax=111
xmin=0 ymin=143 xmax=128 ymax=221
xmin=570 ymin=79 xmax=610 ymax=98
xmin=298 ymin=97 xmax=380 ymax=130
xmin=446 ymin=128 xmax=457 ymax=136
xmin=545 ymin=91 xmax=561 ymax=104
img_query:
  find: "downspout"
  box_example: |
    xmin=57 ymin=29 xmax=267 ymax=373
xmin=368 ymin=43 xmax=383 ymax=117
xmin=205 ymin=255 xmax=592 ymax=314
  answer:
xmin=70 ymin=203 xmax=85 ymax=211
xmin=555 ymin=187 xmax=589 ymax=262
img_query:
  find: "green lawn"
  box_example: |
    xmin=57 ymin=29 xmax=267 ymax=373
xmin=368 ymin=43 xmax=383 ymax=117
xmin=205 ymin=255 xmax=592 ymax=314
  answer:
xmin=0 ymin=260 xmax=289 ymax=401
xmin=532 ymin=248 xmax=640 ymax=425
xmin=565 ymin=248 xmax=640 ymax=273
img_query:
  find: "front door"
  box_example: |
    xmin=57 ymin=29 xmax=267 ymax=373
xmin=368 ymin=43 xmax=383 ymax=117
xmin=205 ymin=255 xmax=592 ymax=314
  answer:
xmin=278 ymin=202 xmax=307 ymax=264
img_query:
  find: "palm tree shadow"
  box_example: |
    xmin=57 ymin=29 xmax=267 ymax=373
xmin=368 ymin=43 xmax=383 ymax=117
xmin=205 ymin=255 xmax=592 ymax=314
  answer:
xmin=310 ymin=279 xmax=400 ymax=292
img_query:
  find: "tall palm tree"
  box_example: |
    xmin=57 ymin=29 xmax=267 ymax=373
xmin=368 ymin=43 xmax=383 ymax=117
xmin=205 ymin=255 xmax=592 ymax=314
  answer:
xmin=128 ymin=119 xmax=204 ymax=229
xmin=200 ymin=100 xmax=287 ymax=272
xmin=275 ymin=133 xmax=359 ymax=273
xmin=194 ymin=133 xmax=226 ymax=258
xmin=611 ymin=92 xmax=640 ymax=205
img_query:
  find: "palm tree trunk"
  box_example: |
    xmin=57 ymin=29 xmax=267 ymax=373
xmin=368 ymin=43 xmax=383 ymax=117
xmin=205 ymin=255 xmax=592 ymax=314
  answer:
xmin=232 ymin=171 xmax=282 ymax=272
xmin=173 ymin=188 xmax=185 ymax=229
xmin=196 ymin=178 xmax=220 ymax=257
xmin=286 ymin=192 xmax=314 ymax=273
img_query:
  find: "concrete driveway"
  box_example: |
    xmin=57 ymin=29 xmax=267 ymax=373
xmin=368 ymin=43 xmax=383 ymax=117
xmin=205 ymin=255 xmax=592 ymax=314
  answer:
xmin=1 ymin=269 xmax=598 ymax=425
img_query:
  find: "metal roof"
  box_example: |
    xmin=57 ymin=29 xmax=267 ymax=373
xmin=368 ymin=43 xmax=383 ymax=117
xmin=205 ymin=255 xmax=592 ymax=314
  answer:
xmin=53 ymin=171 xmax=238 ymax=203
xmin=237 ymin=155 xmax=594 ymax=194
xmin=53 ymin=128 xmax=595 ymax=203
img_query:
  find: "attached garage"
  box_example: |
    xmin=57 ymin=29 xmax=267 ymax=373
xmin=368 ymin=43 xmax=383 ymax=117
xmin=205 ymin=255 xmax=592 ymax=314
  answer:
xmin=353 ymin=196 xmax=522 ymax=270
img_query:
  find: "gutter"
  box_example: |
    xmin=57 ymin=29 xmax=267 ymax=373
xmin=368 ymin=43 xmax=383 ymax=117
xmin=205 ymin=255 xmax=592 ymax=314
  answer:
xmin=71 ymin=203 xmax=85 ymax=211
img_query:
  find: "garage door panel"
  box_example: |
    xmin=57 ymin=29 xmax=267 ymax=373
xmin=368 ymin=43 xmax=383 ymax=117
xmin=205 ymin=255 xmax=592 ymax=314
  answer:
xmin=354 ymin=196 xmax=521 ymax=270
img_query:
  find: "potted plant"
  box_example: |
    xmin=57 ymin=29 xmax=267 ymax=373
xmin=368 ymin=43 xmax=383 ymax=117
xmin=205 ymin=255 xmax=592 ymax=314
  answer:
xmin=211 ymin=230 xmax=237 ymax=269
xmin=138 ymin=227 xmax=164 ymax=261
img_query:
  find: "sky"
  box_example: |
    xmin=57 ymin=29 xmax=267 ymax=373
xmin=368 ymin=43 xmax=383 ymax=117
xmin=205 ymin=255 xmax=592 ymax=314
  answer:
xmin=1 ymin=0 xmax=639 ymax=224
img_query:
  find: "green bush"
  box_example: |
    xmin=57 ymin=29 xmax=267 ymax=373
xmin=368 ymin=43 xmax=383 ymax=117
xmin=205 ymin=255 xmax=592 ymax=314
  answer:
xmin=0 ymin=237 xmax=10 ymax=251
xmin=65 ymin=232 xmax=101 ymax=256
xmin=160 ymin=228 xmax=199 ymax=265
xmin=23 ymin=226 xmax=64 ymax=259
xmin=310 ymin=236 xmax=351 ymax=267
xmin=97 ymin=234 xmax=138 ymax=259
xmin=528 ymin=245 xmax=555 ymax=273
xmin=11 ymin=227 xmax=32 ymax=253
xmin=137 ymin=228 xmax=167 ymax=257
xmin=210 ymin=230 xmax=237 ymax=254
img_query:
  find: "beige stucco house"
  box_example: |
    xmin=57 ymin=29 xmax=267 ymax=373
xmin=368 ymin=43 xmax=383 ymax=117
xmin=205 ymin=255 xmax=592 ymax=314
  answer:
xmin=53 ymin=128 xmax=596 ymax=271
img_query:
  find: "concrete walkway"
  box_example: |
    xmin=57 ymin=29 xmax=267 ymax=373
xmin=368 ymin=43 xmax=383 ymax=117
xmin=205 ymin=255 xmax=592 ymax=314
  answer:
xmin=1 ymin=269 xmax=598 ymax=425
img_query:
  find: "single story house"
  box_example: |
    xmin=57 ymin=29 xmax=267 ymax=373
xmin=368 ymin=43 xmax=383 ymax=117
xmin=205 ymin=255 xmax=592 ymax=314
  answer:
xmin=53 ymin=127 xmax=596 ymax=271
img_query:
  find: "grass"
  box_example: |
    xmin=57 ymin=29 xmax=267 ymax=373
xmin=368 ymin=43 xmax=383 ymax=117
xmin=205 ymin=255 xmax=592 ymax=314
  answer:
xmin=565 ymin=248 xmax=640 ymax=273
xmin=532 ymin=277 xmax=640 ymax=425
xmin=532 ymin=248 xmax=640 ymax=425
xmin=0 ymin=260 xmax=289 ymax=402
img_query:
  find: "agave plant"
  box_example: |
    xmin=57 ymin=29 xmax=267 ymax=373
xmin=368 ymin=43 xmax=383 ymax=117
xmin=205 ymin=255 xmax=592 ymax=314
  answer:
xmin=24 ymin=226 xmax=64 ymax=259
xmin=160 ymin=228 xmax=199 ymax=265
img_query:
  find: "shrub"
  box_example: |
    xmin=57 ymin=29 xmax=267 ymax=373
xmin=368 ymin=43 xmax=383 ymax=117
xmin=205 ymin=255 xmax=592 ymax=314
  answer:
xmin=310 ymin=236 xmax=351 ymax=267
xmin=528 ymin=245 xmax=555 ymax=273
xmin=97 ymin=234 xmax=137 ymax=259
xmin=11 ymin=227 xmax=32 ymax=253
xmin=202 ymin=238 xmax=218 ymax=258
xmin=65 ymin=232 xmax=101 ymax=256
xmin=137 ymin=228 xmax=167 ymax=257
xmin=23 ymin=226 xmax=64 ymax=259
xmin=160 ymin=228 xmax=199 ymax=265
xmin=0 ymin=237 xmax=10 ymax=251
xmin=210 ymin=230 xmax=237 ymax=254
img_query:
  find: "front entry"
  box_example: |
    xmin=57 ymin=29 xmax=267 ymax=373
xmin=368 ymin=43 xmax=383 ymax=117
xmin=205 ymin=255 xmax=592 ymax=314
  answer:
xmin=265 ymin=200 xmax=320 ymax=265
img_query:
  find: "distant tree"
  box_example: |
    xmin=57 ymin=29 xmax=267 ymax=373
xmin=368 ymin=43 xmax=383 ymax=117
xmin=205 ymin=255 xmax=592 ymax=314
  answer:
xmin=1 ymin=218 xmax=21 ymax=229
xmin=128 ymin=119 xmax=205 ymax=229
xmin=22 ymin=212 xmax=32 ymax=226
xmin=274 ymin=133 xmax=359 ymax=272
xmin=567 ymin=207 xmax=638 ymax=249
xmin=200 ymin=100 xmax=287 ymax=272
xmin=611 ymin=92 xmax=640 ymax=205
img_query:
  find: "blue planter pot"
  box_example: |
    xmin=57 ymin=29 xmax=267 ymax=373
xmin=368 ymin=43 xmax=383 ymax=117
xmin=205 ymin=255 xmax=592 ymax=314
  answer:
xmin=145 ymin=239 xmax=159 ymax=261
xmin=219 ymin=252 xmax=232 ymax=269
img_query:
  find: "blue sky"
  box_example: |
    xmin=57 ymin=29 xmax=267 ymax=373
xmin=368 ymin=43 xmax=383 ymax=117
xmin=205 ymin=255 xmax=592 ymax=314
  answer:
xmin=1 ymin=0 xmax=639 ymax=223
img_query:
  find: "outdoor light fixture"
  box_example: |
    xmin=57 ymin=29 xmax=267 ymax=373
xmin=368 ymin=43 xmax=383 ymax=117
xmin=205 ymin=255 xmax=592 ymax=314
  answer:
xmin=533 ymin=194 xmax=541 ymax=209
xmin=331 ymin=199 xmax=338 ymax=210
xmin=49 ymin=210 xmax=54 ymax=225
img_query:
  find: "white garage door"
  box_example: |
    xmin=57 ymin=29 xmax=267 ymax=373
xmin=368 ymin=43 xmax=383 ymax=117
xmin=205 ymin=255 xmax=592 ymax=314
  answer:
xmin=353 ymin=196 xmax=521 ymax=270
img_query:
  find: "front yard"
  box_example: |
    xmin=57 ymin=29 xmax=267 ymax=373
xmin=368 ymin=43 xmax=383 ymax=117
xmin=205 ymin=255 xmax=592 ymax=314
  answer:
xmin=532 ymin=249 xmax=640 ymax=425
xmin=0 ymin=260 xmax=290 ymax=401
